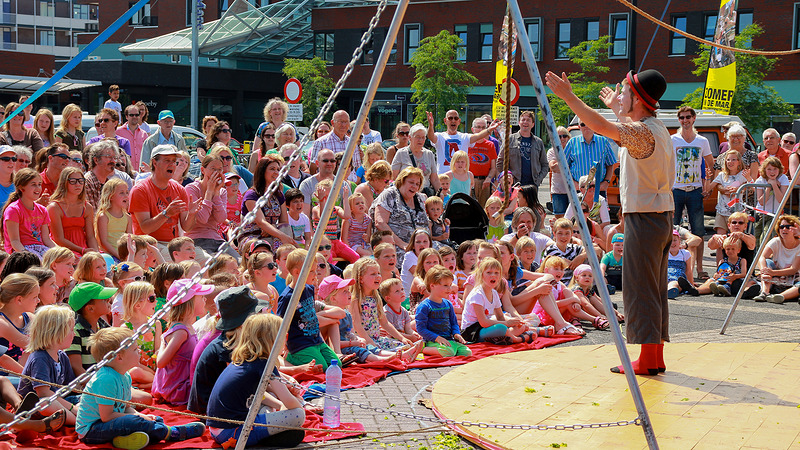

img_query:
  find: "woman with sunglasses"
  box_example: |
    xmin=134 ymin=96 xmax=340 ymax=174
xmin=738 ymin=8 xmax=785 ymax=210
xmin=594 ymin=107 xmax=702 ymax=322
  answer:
xmin=252 ymin=98 xmax=296 ymax=156
xmin=385 ymin=122 xmax=410 ymax=164
xmin=0 ymin=146 xmax=16 ymax=206
xmin=238 ymin=154 xmax=294 ymax=253
xmin=206 ymin=120 xmax=234 ymax=153
xmin=0 ymin=102 xmax=44 ymax=153
xmin=46 ymin=167 xmax=99 ymax=257
xmin=754 ymin=214 xmax=800 ymax=303
xmin=247 ymin=123 xmax=276 ymax=173
xmin=87 ymin=108 xmax=132 ymax=161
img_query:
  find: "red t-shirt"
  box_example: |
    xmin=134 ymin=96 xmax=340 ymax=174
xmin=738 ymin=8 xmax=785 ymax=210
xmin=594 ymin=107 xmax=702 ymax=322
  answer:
xmin=40 ymin=171 xmax=56 ymax=197
xmin=468 ymin=139 xmax=498 ymax=177
xmin=129 ymin=177 xmax=188 ymax=242
xmin=758 ymin=148 xmax=791 ymax=176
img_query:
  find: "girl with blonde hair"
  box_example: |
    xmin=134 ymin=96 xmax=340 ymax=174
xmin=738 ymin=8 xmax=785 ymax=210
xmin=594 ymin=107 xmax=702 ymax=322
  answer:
xmin=121 ymin=281 xmax=161 ymax=388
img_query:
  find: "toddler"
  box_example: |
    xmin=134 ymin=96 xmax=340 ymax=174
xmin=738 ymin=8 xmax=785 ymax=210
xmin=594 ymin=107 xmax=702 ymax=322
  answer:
xmin=343 ymin=192 xmax=373 ymax=257
xmin=568 ymin=264 xmax=617 ymax=329
xmin=94 ymin=178 xmax=132 ymax=260
xmin=543 ymin=218 xmax=586 ymax=284
xmin=380 ymin=278 xmax=421 ymax=342
xmin=285 ymin=188 xmax=312 ymax=247
xmin=600 ymin=233 xmax=624 ymax=291
xmin=485 ymin=197 xmax=506 ymax=242
xmin=438 ymin=173 xmax=451 ymax=204
xmin=425 ymin=196 xmax=452 ymax=249
xmin=415 ymin=266 xmax=471 ymax=357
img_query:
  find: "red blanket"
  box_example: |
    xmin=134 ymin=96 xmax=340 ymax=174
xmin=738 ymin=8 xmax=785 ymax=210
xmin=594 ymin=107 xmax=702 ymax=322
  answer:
xmin=14 ymin=407 xmax=364 ymax=449
xmin=14 ymin=335 xmax=577 ymax=448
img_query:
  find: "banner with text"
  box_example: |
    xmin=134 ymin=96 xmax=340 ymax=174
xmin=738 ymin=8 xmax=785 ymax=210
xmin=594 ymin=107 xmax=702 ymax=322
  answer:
xmin=701 ymin=0 xmax=738 ymax=114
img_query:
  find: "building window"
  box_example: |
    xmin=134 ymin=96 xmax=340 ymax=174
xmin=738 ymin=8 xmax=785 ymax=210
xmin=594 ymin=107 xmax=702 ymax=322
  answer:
xmin=556 ymin=20 xmax=570 ymax=58
xmin=404 ymin=23 xmax=421 ymax=63
xmin=314 ymin=31 xmax=334 ymax=64
xmin=737 ymin=10 xmax=753 ymax=33
xmin=522 ymin=18 xmax=542 ymax=61
xmin=609 ymin=13 xmax=629 ymax=58
xmin=361 ymin=33 xmax=374 ymax=65
xmin=703 ymin=13 xmax=717 ymax=41
xmin=586 ymin=19 xmax=599 ymax=41
xmin=387 ymin=37 xmax=397 ymax=65
xmin=670 ymin=14 xmax=687 ymax=55
xmin=794 ymin=5 xmax=800 ymax=49
xmin=130 ymin=2 xmax=153 ymax=26
xmin=454 ymin=24 xmax=467 ymax=61
xmin=39 ymin=1 xmax=54 ymax=16
xmin=479 ymin=23 xmax=492 ymax=61
xmin=38 ymin=29 xmax=54 ymax=46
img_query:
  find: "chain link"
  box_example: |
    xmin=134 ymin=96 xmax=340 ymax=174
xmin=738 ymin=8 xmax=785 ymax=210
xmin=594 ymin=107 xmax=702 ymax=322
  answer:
xmin=273 ymin=375 xmax=641 ymax=431
xmin=0 ymin=0 xmax=389 ymax=435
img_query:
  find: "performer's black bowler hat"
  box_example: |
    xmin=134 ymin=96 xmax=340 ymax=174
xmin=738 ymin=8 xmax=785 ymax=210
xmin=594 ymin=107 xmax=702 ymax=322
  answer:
xmin=626 ymin=69 xmax=667 ymax=112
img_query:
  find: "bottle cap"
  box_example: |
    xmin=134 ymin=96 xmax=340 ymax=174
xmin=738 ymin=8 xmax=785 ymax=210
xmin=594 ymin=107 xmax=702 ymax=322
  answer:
xmin=331 ymin=359 xmax=339 ymax=366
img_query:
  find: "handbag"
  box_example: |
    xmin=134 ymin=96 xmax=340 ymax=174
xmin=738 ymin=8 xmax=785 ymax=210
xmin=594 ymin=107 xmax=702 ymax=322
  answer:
xmin=408 ymin=150 xmax=438 ymax=197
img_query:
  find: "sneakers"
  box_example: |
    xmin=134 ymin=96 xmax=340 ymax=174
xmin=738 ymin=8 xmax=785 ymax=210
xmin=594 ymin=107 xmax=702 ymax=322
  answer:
xmin=753 ymin=293 xmax=767 ymax=302
xmin=767 ymin=294 xmax=785 ymax=304
xmin=677 ymin=277 xmax=699 ymax=296
xmin=667 ymin=287 xmax=680 ymax=299
xmin=167 ymin=422 xmax=206 ymax=441
xmin=742 ymin=284 xmax=760 ymax=299
xmin=709 ymin=282 xmax=720 ymax=296
xmin=112 ymin=432 xmax=150 ymax=450
xmin=717 ymin=284 xmax=731 ymax=296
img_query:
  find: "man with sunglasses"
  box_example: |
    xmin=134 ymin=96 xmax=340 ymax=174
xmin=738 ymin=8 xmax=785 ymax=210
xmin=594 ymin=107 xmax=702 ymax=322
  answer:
xmin=426 ymin=110 xmax=500 ymax=175
xmin=672 ymin=106 xmax=713 ymax=280
xmin=116 ymin=104 xmax=149 ymax=171
xmin=140 ymin=110 xmax=188 ymax=169
xmin=0 ymin=145 xmax=15 ymax=205
xmin=40 ymin=144 xmax=72 ymax=198
xmin=299 ymin=148 xmax=351 ymax=217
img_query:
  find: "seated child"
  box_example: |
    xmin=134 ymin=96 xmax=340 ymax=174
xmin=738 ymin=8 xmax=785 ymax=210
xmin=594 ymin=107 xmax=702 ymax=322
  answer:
xmin=425 ymin=196 xmax=452 ymax=249
xmin=285 ymin=188 xmax=312 ymax=247
xmin=121 ymin=281 xmax=162 ymax=390
xmin=320 ymin=275 xmax=408 ymax=364
xmin=409 ymin=248 xmax=443 ymax=312
xmin=568 ymin=264 xmax=623 ymax=328
xmin=380 ymin=278 xmax=421 ymax=342
xmin=532 ymin=256 xmax=587 ymax=336
xmin=343 ymin=192 xmax=373 ymax=257
xmin=312 ymin=179 xmax=359 ymax=264
xmin=543 ymin=218 xmax=586 ymax=284
xmin=461 ymin=258 xmax=537 ymax=344
xmin=682 ymin=236 xmax=747 ymax=298
xmin=18 ymin=304 xmax=79 ymax=426
xmin=76 ymin=327 xmax=205 ymax=449
xmin=109 ymin=262 xmax=145 ymax=327
xmin=67 ymin=282 xmax=117 ymax=376
xmin=437 ymin=246 xmax=463 ymax=323
xmin=601 ymin=233 xmax=623 ymax=292
xmin=515 ymin=236 xmax=539 ymax=272
xmin=667 ymin=230 xmax=695 ymax=299
xmin=415 ymin=266 xmax=472 ymax=357
xmin=167 ymin=237 xmax=196 ymax=263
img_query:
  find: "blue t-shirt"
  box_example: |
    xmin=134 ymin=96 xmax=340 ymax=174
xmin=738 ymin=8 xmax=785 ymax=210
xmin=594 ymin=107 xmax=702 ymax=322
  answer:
xmin=414 ymin=298 xmax=460 ymax=342
xmin=0 ymin=183 xmax=13 ymax=207
xmin=270 ymin=275 xmax=287 ymax=298
xmin=18 ymin=349 xmax=76 ymax=397
xmin=276 ymin=284 xmax=323 ymax=354
xmin=75 ymin=366 xmax=131 ymax=437
xmin=519 ymin=136 xmax=533 ymax=185
xmin=207 ymin=358 xmax=280 ymax=429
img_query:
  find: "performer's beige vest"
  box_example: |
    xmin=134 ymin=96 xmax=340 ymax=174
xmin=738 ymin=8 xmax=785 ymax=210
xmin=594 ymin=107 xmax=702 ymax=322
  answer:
xmin=618 ymin=116 xmax=675 ymax=213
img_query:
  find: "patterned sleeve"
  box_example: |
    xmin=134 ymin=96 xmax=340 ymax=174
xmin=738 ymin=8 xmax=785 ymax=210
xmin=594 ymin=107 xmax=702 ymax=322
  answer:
xmin=614 ymin=121 xmax=655 ymax=159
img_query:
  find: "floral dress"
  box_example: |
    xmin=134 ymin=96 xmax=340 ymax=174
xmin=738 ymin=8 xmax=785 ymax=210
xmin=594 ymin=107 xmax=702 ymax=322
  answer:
xmin=124 ymin=321 xmax=157 ymax=371
xmin=359 ymin=296 xmax=404 ymax=351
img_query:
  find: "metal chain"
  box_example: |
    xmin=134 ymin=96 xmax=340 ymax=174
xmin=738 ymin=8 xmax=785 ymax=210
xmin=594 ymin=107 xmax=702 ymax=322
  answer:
xmin=0 ymin=0 xmax=389 ymax=435
xmin=273 ymin=376 xmax=641 ymax=431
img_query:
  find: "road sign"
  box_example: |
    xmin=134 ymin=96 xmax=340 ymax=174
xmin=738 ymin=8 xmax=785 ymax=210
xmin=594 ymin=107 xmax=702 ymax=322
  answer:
xmin=493 ymin=105 xmax=519 ymax=125
xmin=284 ymin=78 xmax=302 ymax=104
xmin=498 ymin=78 xmax=520 ymax=106
xmin=287 ymin=103 xmax=303 ymax=121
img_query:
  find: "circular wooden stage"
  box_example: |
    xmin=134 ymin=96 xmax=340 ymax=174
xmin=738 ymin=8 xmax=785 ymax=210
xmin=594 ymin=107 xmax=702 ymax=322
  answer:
xmin=431 ymin=343 xmax=800 ymax=449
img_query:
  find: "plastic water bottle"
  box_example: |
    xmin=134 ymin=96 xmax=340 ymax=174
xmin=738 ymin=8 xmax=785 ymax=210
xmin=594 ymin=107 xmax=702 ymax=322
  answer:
xmin=323 ymin=359 xmax=341 ymax=427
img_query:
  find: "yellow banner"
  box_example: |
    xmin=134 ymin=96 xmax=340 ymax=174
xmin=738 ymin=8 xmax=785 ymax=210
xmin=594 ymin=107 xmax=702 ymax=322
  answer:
xmin=492 ymin=61 xmax=512 ymax=119
xmin=701 ymin=0 xmax=738 ymax=114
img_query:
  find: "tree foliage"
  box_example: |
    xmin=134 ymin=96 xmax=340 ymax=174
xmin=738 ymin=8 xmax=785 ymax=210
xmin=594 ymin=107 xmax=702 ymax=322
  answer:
xmin=410 ymin=30 xmax=478 ymax=129
xmin=282 ymin=57 xmax=335 ymax=125
xmin=682 ymin=24 xmax=795 ymax=132
xmin=546 ymin=36 xmax=612 ymax=126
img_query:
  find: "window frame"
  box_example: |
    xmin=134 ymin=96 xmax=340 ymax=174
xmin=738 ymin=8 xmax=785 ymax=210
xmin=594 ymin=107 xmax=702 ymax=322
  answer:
xmin=479 ymin=22 xmax=493 ymax=61
xmin=669 ymin=14 xmax=687 ymax=55
xmin=314 ymin=31 xmax=334 ymax=65
xmin=556 ymin=19 xmax=570 ymax=59
xmin=454 ymin=24 xmax=467 ymax=62
xmin=608 ymin=12 xmax=630 ymax=59
xmin=585 ymin=18 xmax=600 ymax=42
xmin=794 ymin=4 xmax=800 ymax=50
xmin=522 ymin=17 xmax=543 ymax=62
xmin=703 ymin=13 xmax=718 ymax=42
xmin=404 ymin=23 xmax=422 ymax=64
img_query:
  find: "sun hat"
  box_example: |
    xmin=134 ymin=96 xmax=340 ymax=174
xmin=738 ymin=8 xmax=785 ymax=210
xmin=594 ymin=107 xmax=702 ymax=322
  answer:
xmin=167 ymin=279 xmax=215 ymax=306
xmin=215 ymin=286 xmax=269 ymax=331
xmin=318 ymin=275 xmax=355 ymax=301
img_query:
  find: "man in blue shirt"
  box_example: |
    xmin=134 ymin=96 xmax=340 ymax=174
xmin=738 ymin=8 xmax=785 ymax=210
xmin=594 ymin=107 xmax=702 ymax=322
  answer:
xmin=563 ymin=121 xmax=617 ymax=197
xmin=140 ymin=110 xmax=188 ymax=167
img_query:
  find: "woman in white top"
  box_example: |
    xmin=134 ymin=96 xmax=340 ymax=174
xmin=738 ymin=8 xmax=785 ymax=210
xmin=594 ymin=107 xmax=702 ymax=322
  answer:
xmin=755 ymin=214 xmax=800 ymax=303
xmin=391 ymin=124 xmax=441 ymax=193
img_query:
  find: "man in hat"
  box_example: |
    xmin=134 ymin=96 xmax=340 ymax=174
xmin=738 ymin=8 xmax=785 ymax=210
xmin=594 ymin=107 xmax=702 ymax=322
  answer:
xmin=546 ymin=69 xmax=675 ymax=376
xmin=187 ymin=286 xmax=269 ymax=414
xmin=140 ymin=110 xmax=188 ymax=168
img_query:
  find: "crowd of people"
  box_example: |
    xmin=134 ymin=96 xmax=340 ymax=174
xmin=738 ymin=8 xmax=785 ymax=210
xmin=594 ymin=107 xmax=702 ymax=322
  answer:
xmin=0 ymin=75 xmax=795 ymax=448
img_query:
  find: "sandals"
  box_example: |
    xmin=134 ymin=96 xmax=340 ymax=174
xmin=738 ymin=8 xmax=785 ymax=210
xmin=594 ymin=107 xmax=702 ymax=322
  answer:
xmin=16 ymin=392 xmax=39 ymax=414
xmin=593 ymin=316 xmax=610 ymax=330
xmin=570 ymin=318 xmax=584 ymax=331
xmin=533 ymin=326 xmax=556 ymax=338
xmin=696 ymin=271 xmax=710 ymax=281
xmin=520 ymin=331 xmax=536 ymax=343
xmin=339 ymin=353 xmax=358 ymax=368
xmin=557 ymin=323 xmax=585 ymax=336
xmin=42 ymin=409 xmax=66 ymax=433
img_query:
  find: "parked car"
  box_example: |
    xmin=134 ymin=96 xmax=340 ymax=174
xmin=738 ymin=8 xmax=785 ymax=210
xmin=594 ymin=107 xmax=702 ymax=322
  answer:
xmin=562 ymin=109 xmax=757 ymax=217
xmin=52 ymin=113 xmax=96 ymax=133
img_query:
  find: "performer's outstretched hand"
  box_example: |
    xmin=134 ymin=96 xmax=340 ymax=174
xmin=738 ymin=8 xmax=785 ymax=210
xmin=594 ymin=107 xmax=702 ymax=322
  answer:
xmin=545 ymin=71 xmax=573 ymax=100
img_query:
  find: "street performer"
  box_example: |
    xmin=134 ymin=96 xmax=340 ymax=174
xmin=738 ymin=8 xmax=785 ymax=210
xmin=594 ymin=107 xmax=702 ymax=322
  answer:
xmin=546 ymin=69 xmax=674 ymax=375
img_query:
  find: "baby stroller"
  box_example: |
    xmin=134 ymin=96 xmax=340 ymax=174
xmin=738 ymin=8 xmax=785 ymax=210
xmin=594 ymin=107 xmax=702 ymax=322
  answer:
xmin=443 ymin=192 xmax=489 ymax=245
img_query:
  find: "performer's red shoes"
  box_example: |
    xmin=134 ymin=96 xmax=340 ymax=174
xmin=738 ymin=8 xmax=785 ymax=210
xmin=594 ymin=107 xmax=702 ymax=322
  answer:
xmin=610 ymin=343 xmax=659 ymax=375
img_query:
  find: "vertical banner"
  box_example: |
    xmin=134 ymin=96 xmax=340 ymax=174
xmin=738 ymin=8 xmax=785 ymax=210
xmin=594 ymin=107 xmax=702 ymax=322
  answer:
xmin=492 ymin=13 xmax=517 ymax=120
xmin=701 ymin=0 xmax=738 ymax=114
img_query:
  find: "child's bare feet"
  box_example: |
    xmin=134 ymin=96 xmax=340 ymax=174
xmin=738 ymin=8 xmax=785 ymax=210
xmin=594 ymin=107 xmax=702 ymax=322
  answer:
xmin=402 ymin=340 xmax=424 ymax=362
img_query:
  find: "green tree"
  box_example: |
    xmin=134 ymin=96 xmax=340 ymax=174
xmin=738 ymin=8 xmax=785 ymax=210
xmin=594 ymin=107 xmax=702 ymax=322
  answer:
xmin=682 ymin=24 xmax=795 ymax=132
xmin=547 ymin=36 xmax=612 ymax=126
xmin=282 ymin=56 xmax=335 ymax=125
xmin=410 ymin=30 xmax=478 ymax=129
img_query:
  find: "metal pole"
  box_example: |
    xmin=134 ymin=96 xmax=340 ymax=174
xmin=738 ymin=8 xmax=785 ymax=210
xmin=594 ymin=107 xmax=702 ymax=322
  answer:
xmin=720 ymin=163 xmax=800 ymax=333
xmin=191 ymin=0 xmax=199 ymax=129
xmin=233 ymin=0 xmax=410 ymax=448
xmin=506 ymin=0 xmax=659 ymax=448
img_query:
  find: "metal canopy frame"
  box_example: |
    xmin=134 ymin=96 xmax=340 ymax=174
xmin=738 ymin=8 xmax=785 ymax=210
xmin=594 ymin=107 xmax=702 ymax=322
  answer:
xmin=0 ymin=74 xmax=101 ymax=93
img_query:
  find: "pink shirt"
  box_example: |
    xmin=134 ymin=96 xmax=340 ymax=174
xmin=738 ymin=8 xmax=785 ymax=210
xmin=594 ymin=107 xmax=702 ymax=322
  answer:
xmin=3 ymin=200 xmax=50 ymax=252
xmin=116 ymin=124 xmax=150 ymax=170
xmin=184 ymin=181 xmax=227 ymax=241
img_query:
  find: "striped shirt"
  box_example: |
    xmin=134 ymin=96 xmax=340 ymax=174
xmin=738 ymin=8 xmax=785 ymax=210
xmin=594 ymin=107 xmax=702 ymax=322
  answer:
xmin=563 ymin=134 xmax=617 ymax=184
xmin=67 ymin=314 xmax=110 ymax=370
xmin=311 ymin=131 xmax=361 ymax=168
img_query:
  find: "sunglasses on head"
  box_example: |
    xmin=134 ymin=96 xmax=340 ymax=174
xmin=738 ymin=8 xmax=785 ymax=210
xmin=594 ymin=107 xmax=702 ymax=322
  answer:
xmin=147 ymin=295 xmax=157 ymax=303
xmin=0 ymin=156 xmax=17 ymax=163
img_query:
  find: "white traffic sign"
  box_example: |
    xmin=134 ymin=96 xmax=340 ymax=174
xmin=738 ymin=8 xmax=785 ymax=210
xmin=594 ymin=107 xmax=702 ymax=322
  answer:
xmin=284 ymin=78 xmax=302 ymax=104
